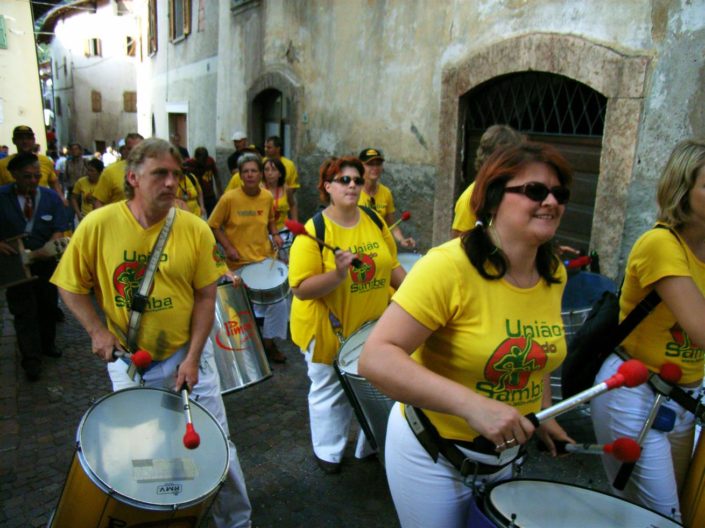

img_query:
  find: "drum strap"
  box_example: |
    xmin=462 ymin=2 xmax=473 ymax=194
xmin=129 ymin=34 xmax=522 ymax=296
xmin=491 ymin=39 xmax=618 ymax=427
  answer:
xmin=312 ymin=206 xmax=384 ymax=252
xmin=404 ymin=405 xmax=521 ymax=477
xmin=127 ymin=207 xmax=176 ymax=355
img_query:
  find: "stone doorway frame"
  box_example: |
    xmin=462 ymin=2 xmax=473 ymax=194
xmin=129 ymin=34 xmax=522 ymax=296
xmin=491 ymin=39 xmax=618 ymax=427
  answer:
xmin=434 ymin=33 xmax=651 ymax=278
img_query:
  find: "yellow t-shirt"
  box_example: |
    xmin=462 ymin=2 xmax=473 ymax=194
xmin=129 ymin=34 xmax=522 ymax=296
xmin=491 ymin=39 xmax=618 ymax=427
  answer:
xmin=452 ymin=182 xmax=477 ymax=233
xmin=225 ymin=171 xmax=242 ymax=192
xmin=0 ymin=153 xmax=58 ymax=188
xmin=93 ymin=160 xmax=126 ymax=204
xmin=621 ymin=226 xmax=705 ymax=384
xmin=72 ymin=176 xmax=98 ymax=216
xmin=50 ymin=203 xmax=226 ymax=361
xmin=178 ymin=174 xmax=202 ymax=217
xmin=393 ymin=238 xmax=567 ymax=441
xmin=359 ymin=183 xmax=395 ymax=221
xmin=289 ymin=209 xmax=401 ymax=364
xmin=207 ymin=188 xmax=274 ymax=270
xmin=267 ymin=186 xmax=290 ymax=231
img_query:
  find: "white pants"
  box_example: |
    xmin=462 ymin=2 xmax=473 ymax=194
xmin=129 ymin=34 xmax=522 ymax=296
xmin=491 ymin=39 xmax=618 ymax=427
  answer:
xmin=590 ymin=353 xmax=698 ymax=523
xmin=108 ymin=341 xmax=252 ymax=528
xmin=252 ymin=298 xmax=288 ymax=340
xmin=304 ymin=343 xmax=373 ymax=463
xmin=385 ymin=403 xmax=514 ymax=528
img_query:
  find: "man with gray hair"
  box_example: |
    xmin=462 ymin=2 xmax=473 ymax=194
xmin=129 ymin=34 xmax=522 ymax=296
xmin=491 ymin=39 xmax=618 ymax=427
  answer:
xmin=52 ymin=138 xmax=253 ymax=527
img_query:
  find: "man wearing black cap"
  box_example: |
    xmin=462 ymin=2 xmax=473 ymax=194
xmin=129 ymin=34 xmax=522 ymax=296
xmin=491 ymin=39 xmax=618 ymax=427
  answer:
xmin=358 ymin=147 xmax=416 ymax=248
xmin=0 ymin=126 xmax=64 ymax=201
xmin=0 ymin=153 xmax=68 ymax=381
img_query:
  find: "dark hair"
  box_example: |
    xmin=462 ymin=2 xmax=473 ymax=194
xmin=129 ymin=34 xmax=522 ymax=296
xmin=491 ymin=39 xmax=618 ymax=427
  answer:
xmin=474 ymin=125 xmax=525 ymax=171
xmin=87 ymin=158 xmax=104 ymax=173
xmin=317 ymin=156 xmax=364 ymax=203
xmin=464 ymin=142 xmax=573 ymax=285
xmin=194 ymin=146 xmax=208 ymax=160
xmin=266 ymin=136 xmax=282 ymax=149
xmin=7 ymin=152 xmax=39 ymax=173
xmin=264 ymin=158 xmax=286 ymax=187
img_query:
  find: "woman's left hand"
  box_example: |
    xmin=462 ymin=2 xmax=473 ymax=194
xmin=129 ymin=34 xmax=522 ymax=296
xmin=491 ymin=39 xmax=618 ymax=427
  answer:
xmin=536 ymin=418 xmax=575 ymax=457
xmin=399 ymin=236 xmax=416 ymax=249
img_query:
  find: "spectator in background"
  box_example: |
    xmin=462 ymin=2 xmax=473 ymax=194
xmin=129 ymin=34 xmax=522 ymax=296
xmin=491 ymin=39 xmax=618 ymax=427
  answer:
xmin=71 ymin=158 xmax=103 ymax=223
xmin=184 ymin=147 xmax=222 ymax=215
xmin=0 ymin=145 xmax=9 ymax=159
xmin=227 ymin=130 xmax=249 ymax=174
xmin=170 ymin=132 xmax=190 ymax=159
xmin=64 ymin=142 xmax=88 ymax=195
xmin=93 ymin=133 xmax=144 ymax=207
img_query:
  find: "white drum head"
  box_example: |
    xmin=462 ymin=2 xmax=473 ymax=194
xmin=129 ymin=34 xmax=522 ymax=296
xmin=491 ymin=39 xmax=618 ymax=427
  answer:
xmin=485 ymin=479 xmax=681 ymax=527
xmin=77 ymin=388 xmax=229 ymax=509
xmin=337 ymin=321 xmax=376 ymax=376
xmin=398 ymin=252 xmax=422 ymax=273
xmin=239 ymin=259 xmax=288 ymax=289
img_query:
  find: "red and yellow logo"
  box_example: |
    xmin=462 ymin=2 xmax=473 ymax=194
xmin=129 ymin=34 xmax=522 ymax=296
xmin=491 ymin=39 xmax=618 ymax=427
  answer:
xmin=484 ymin=337 xmax=547 ymax=391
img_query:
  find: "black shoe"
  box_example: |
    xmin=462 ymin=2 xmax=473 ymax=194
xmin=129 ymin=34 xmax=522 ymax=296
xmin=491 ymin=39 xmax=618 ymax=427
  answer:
xmin=42 ymin=345 xmax=63 ymax=358
xmin=23 ymin=361 xmax=41 ymax=381
xmin=314 ymin=455 xmax=341 ymax=475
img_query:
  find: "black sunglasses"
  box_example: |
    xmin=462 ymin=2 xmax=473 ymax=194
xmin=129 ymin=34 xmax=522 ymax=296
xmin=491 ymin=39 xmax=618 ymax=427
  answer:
xmin=332 ymin=175 xmax=365 ymax=186
xmin=504 ymin=182 xmax=570 ymax=205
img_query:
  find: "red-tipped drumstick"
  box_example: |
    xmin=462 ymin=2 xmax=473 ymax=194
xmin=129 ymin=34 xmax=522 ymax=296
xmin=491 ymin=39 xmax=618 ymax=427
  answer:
xmin=180 ymin=384 xmax=201 ymax=449
xmin=388 ymin=211 xmax=411 ymax=231
xmin=112 ymin=348 xmax=153 ymax=368
xmin=550 ymin=437 xmax=641 ymax=463
xmin=285 ymin=219 xmax=363 ymax=268
xmin=613 ymin=362 xmax=682 ymax=490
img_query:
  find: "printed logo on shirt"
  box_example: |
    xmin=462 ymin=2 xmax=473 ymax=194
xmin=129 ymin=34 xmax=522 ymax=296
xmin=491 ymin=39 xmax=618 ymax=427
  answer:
xmin=212 ymin=244 xmax=226 ymax=264
xmin=349 ymin=252 xmax=388 ymax=293
xmin=237 ymin=209 xmax=263 ymax=217
xmin=112 ymin=251 xmax=173 ymax=311
xmin=665 ymin=322 xmax=704 ymax=363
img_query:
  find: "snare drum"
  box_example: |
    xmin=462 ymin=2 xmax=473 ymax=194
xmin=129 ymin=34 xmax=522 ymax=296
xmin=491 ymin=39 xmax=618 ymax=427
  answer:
xmin=49 ymin=388 xmax=229 ymax=527
xmin=468 ymin=479 xmax=681 ymax=527
xmin=335 ymin=320 xmax=396 ymax=465
xmin=238 ymin=258 xmax=289 ymax=305
xmin=211 ymin=279 xmax=272 ymax=394
xmin=397 ymin=252 xmax=422 ymax=273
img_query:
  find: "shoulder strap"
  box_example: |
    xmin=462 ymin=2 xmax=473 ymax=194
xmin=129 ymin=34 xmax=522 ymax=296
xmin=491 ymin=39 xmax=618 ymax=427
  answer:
xmin=359 ymin=205 xmax=384 ymax=231
xmin=313 ymin=211 xmax=325 ymax=252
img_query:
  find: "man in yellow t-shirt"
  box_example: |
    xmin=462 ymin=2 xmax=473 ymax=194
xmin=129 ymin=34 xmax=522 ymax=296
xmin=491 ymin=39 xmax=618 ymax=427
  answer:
xmin=0 ymin=125 xmax=63 ymax=200
xmin=208 ymin=152 xmax=288 ymax=363
xmin=71 ymin=158 xmax=103 ymax=221
xmin=51 ymin=138 xmax=252 ymax=528
xmin=92 ymin=133 xmax=144 ymax=207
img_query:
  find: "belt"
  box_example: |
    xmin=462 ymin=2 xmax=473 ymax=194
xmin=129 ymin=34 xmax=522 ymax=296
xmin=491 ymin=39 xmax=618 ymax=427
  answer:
xmin=404 ymin=405 xmax=520 ymax=477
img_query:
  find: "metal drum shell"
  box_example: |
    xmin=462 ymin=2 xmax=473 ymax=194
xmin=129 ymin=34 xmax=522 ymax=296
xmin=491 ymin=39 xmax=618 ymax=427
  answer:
xmin=238 ymin=259 xmax=290 ymax=305
xmin=211 ymin=280 xmax=272 ymax=394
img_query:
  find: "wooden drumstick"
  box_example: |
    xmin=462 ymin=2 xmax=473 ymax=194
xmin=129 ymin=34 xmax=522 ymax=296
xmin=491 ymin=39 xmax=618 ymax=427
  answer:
xmin=388 ymin=210 xmax=411 ymax=231
xmin=285 ymin=219 xmax=363 ymax=268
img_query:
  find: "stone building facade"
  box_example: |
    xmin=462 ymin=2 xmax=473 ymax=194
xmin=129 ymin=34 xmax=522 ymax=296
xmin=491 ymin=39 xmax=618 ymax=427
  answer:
xmin=136 ymin=0 xmax=704 ymax=277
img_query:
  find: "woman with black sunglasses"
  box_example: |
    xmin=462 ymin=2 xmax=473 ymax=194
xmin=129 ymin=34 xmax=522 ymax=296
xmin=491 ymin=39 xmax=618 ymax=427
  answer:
xmin=288 ymin=156 xmax=406 ymax=474
xmin=359 ymin=142 xmax=574 ymax=527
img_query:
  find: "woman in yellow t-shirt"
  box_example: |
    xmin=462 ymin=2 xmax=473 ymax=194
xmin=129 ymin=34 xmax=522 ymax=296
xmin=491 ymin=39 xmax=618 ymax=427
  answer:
xmin=208 ymin=153 xmax=287 ymax=363
xmin=590 ymin=140 xmax=705 ymax=522
xmin=359 ymin=143 xmax=574 ymax=528
xmin=289 ymin=156 xmax=406 ymax=474
xmin=71 ymin=157 xmax=103 ymax=223
xmin=263 ymin=157 xmax=297 ymax=263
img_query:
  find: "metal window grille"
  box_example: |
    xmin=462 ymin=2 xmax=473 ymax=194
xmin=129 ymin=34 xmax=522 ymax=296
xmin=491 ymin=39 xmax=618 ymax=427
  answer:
xmin=465 ymin=73 xmax=606 ymax=137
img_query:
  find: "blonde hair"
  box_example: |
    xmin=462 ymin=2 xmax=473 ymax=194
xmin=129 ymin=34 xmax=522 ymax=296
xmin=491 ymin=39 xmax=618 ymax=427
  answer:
xmin=656 ymin=139 xmax=705 ymax=227
xmin=474 ymin=125 xmax=525 ymax=171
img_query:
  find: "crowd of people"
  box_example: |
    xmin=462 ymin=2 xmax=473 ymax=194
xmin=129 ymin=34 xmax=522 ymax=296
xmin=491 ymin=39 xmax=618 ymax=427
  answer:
xmin=2 ymin=120 xmax=704 ymax=528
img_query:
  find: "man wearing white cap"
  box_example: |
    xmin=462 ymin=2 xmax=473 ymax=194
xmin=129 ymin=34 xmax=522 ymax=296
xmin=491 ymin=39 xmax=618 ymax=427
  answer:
xmin=227 ymin=131 xmax=249 ymax=174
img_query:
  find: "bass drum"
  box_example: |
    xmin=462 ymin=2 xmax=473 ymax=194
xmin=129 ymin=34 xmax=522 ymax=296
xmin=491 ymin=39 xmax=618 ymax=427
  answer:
xmin=211 ymin=278 xmax=272 ymax=394
xmin=468 ymin=478 xmax=681 ymax=527
xmin=49 ymin=387 xmax=229 ymax=527
xmin=335 ymin=320 xmax=396 ymax=465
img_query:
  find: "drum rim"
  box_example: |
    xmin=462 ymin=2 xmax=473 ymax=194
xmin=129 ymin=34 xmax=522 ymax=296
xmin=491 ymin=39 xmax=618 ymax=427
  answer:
xmin=336 ymin=319 xmax=378 ymax=374
xmin=483 ymin=478 xmax=682 ymax=526
xmin=75 ymin=387 xmax=230 ymax=511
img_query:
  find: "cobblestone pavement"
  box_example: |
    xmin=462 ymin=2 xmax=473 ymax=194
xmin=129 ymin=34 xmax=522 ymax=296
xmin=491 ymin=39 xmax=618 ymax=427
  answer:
xmin=0 ymin=295 xmax=609 ymax=528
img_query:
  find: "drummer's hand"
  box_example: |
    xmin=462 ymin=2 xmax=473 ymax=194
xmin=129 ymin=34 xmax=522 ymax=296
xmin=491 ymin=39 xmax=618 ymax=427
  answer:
xmin=91 ymin=327 xmax=122 ymax=362
xmin=272 ymin=234 xmax=284 ymax=248
xmin=175 ymin=357 xmax=200 ymax=392
xmin=0 ymin=240 xmax=17 ymax=255
xmin=461 ymin=397 xmax=535 ymax=451
xmin=333 ymin=250 xmax=357 ymax=279
xmin=399 ymin=236 xmax=416 ymax=249
xmin=536 ymin=418 xmax=575 ymax=457
xmin=225 ymin=246 xmax=240 ymax=262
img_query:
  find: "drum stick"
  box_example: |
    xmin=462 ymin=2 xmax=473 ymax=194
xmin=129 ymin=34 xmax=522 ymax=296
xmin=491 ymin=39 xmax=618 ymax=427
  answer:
xmin=112 ymin=348 xmax=152 ymax=369
xmin=613 ymin=363 xmax=682 ymax=490
xmin=546 ymin=437 xmax=641 ymax=463
xmin=388 ymin=211 xmax=411 ymax=231
xmin=285 ymin=219 xmax=363 ymax=268
xmin=180 ymin=384 xmax=201 ymax=449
